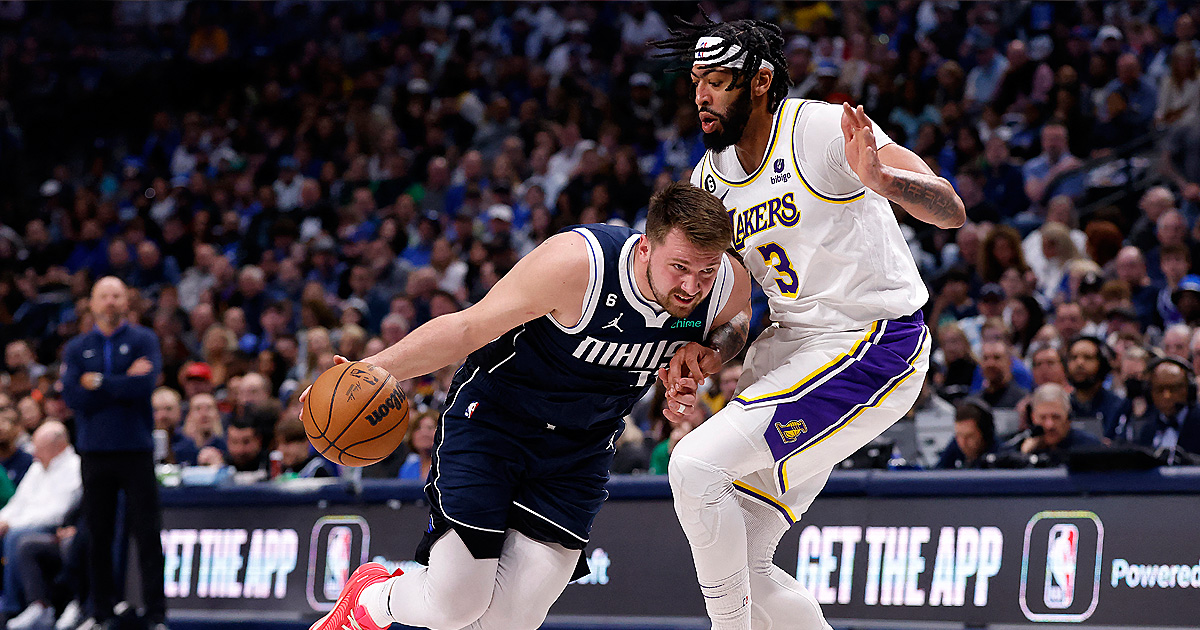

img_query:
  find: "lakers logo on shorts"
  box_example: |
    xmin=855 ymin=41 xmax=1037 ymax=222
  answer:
xmin=775 ymin=419 xmax=808 ymax=443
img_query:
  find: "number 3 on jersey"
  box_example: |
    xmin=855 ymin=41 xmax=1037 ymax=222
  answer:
xmin=756 ymin=242 xmax=799 ymax=297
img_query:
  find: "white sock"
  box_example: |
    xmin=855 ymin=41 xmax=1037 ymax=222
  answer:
xmin=701 ymin=567 xmax=751 ymax=630
xmin=359 ymin=578 xmax=397 ymax=627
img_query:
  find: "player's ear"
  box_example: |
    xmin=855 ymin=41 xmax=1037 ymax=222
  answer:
xmin=754 ymin=68 xmax=772 ymax=97
xmin=637 ymin=235 xmax=652 ymax=259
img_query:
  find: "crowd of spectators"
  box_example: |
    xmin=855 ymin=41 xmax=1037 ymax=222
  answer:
xmin=0 ymin=0 xmax=1198 ymax=486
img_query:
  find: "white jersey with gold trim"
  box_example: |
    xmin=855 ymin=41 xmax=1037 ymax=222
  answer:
xmin=691 ymin=98 xmax=928 ymax=332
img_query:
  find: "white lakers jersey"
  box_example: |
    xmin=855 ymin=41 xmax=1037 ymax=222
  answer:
xmin=691 ymin=98 xmax=928 ymax=332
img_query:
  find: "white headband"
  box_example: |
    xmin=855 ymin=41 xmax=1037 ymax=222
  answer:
xmin=694 ymin=36 xmax=774 ymax=72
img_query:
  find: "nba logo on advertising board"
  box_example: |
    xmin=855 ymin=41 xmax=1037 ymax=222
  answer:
xmin=324 ymin=526 xmax=353 ymax=600
xmin=1019 ymin=511 xmax=1103 ymax=622
xmin=306 ymin=516 xmax=370 ymax=611
xmin=1044 ymin=524 xmax=1078 ymax=609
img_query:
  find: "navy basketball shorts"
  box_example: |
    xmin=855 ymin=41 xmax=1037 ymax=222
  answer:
xmin=416 ymin=363 xmax=618 ymax=570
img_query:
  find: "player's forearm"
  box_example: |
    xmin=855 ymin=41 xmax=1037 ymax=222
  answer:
xmin=365 ymin=311 xmax=486 ymax=381
xmin=878 ymin=167 xmax=965 ymax=229
xmin=706 ymin=309 xmax=750 ymax=364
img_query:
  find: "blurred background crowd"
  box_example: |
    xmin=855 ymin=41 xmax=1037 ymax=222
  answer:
xmin=1 ymin=0 xmax=1200 ymax=489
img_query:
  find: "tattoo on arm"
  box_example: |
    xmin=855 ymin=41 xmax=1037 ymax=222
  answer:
xmin=706 ymin=311 xmax=750 ymax=363
xmin=884 ymin=170 xmax=962 ymax=227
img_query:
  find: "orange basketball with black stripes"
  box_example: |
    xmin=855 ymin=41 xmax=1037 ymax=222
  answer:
xmin=303 ymin=361 xmax=409 ymax=466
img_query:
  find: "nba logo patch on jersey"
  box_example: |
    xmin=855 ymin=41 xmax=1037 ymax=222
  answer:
xmin=775 ymin=419 xmax=808 ymax=443
xmin=466 ymin=401 xmax=478 ymax=418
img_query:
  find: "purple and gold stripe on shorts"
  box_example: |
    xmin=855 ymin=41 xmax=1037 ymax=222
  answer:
xmin=732 ymin=321 xmax=886 ymax=409
xmin=733 ymin=480 xmax=797 ymax=524
xmin=762 ymin=319 xmax=928 ymax=494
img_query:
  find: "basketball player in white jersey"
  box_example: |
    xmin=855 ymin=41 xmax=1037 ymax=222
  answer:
xmin=653 ymin=16 xmax=965 ymax=630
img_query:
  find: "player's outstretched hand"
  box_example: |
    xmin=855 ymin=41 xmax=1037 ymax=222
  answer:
xmin=297 ymin=355 xmax=351 ymax=419
xmin=841 ymin=102 xmax=886 ymax=192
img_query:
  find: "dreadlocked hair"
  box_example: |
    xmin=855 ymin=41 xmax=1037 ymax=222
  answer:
xmin=651 ymin=12 xmax=791 ymax=114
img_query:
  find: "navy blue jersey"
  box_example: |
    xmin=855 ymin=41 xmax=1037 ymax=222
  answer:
xmin=467 ymin=224 xmax=736 ymax=432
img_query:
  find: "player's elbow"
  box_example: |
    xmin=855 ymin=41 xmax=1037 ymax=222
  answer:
xmin=937 ymin=180 xmax=967 ymax=229
xmin=945 ymin=196 xmax=967 ymax=229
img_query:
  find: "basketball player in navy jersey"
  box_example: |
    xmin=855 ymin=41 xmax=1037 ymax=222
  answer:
xmin=654 ymin=15 xmax=964 ymax=630
xmin=304 ymin=181 xmax=751 ymax=630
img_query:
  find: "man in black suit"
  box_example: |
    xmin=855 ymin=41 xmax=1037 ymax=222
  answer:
xmin=1134 ymin=358 xmax=1200 ymax=461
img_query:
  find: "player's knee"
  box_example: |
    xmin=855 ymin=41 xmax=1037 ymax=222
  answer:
xmin=668 ymin=454 xmax=734 ymax=548
xmin=668 ymin=452 xmax=729 ymax=500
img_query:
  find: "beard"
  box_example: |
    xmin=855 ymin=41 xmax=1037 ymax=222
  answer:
xmin=701 ymin=86 xmax=753 ymax=152
xmin=1069 ymin=371 xmax=1101 ymax=390
xmin=646 ymin=266 xmax=699 ymax=318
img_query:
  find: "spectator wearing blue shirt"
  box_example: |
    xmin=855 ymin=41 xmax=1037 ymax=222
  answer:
xmin=443 ymin=150 xmax=489 ymax=217
xmin=397 ymin=411 xmax=437 ymax=481
xmin=980 ymin=137 xmax=1030 ymax=217
xmin=964 ymin=38 xmax=1010 ymax=112
xmin=401 ymin=213 xmax=441 ymax=268
xmin=63 ymin=220 xmax=109 ymax=275
xmin=0 ymin=414 xmax=31 ymax=489
xmin=1023 ymin=123 xmax=1085 ymax=206
xmin=1067 ymin=336 xmax=1128 ymax=439
xmin=128 ymin=241 xmax=181 ymax=298
xmin=1101 ymin=53 xmax=1158 ymax=130
xmin=306 ymin=236 xmax=345 ymax=297
xmin=59 ymin=277 xmax=167 ymax=630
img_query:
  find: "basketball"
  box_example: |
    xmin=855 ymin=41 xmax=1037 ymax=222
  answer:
xmin=303 ymin=361 xmax=410 ymax=467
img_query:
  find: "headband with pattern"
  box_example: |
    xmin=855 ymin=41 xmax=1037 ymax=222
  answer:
xmin=694 ymin=36 xmax=775 ymax=72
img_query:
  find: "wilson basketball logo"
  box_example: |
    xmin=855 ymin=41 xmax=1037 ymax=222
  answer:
xmin=362 ymin=387 xmax=406 ymax=426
